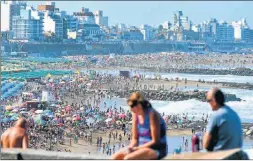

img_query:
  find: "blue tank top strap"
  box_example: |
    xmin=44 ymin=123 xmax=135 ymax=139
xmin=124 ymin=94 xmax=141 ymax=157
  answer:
xmin=136 ymin=108 xmax=152 ymax=125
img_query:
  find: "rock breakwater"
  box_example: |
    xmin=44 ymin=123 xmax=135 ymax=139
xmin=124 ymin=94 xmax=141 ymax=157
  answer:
xmin=107 ymin=90 xmax=241 ymax=102
xmin=143 ymin=67 xmax=253 ymax=76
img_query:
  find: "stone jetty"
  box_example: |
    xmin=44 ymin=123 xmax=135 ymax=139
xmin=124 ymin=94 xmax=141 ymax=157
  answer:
xmin=107 ymin=90 xmax=242 ymax=102
xmin=143 ymin=67 xmax=253 ymax=76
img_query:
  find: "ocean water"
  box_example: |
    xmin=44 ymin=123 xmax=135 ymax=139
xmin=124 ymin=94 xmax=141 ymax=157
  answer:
xmin=90 ymin=68 xmax=253 ymax=153
xmin=101 ymin=135 xmax=253 ymax=155
xmin=165 ymin=136 xmax=253 ymax=154
xmin=99 ymin=87 xmax=253 ymax=123
xmin=97 ymin=86 xmax=253 ymax=153
xmin=99 ymin=91 xmax=253 ymax=153
xmin=81 ymin=69 xmax=253 ymax=84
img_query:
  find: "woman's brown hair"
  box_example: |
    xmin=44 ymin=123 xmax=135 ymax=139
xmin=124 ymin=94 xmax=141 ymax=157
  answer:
xmin=127 ymin=91 xmax=152 ymax=110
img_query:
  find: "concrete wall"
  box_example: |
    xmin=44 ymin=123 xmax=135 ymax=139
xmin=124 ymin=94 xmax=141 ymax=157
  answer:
xmin=1 ymin=149 xmax=110 ymax=160
xmin=1 ymin=148 xmax=251 ymax=160
xmin=165 ymin=148 xmax=249 ymax=160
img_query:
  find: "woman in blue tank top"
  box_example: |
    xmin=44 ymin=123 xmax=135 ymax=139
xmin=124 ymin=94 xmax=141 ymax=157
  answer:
xmin=112 ymin=92 xmax=168 ymax=160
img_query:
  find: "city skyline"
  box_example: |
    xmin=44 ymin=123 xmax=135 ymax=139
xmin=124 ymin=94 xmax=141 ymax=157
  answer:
xmin=28 ymin=1 xmax=253 ymax=27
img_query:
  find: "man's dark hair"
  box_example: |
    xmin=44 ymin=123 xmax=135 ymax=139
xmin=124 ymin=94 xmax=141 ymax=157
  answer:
xmin=214 ymin=89 xmax=225 ymax=106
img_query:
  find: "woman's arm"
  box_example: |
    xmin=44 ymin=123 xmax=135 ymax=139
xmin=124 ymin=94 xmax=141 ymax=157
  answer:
xmin=136 ymin=111 xmax=160 ymax=149
xmin=128 ymin=112 xmax=138 ymax=148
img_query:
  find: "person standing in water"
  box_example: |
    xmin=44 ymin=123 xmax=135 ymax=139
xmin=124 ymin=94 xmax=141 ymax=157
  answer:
xmin=112 ymin=92 xmax=168 ymax=160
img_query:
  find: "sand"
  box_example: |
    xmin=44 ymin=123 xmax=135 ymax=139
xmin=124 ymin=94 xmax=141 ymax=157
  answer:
xmin=167 ymin=129 xmax=193 ymax=136
xmin=57 ymin=128 xmax=130 ymax=157
xmin=57 ymin=128 xmax=195 ymax=156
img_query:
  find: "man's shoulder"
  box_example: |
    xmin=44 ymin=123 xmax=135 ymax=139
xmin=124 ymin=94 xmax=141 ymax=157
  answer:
xmin=219 ymin=105 xmax=238 ymax=117
xmin=213 ymin=105 xmax=240 ymax=122
xmin=214 ymin=105 xmax=232 ymax=115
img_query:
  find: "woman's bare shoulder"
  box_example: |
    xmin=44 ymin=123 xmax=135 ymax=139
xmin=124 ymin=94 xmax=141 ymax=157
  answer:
xmin=149 ymin=108 xmax=160 ymax=120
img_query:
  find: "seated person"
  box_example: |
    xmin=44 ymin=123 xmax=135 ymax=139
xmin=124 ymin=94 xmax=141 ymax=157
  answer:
xmin=112 ymin=92 xmax=168 ymax=160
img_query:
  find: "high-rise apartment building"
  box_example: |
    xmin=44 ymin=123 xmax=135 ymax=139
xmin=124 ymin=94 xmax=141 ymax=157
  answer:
xmin=12 ymin=6 xmax=42 ymax=40
xmin=73 ymin=7 xmax=95 ymax=25
xmin=93 ymin=10 xmax=108 ymax=27
xmin=140 ymin=24 xmax=154 ymax=41
xmin=232 ymin=18 xmax=253 ymax=42
xmin=173 ymin=11 xmax=192 ymax=31
xmin=1 ymin=1 xmax=24 ymax=31
xmin=43 ymin=11 xmax=64 ymax=39
xmin=216 ymin=21 xmax=234 ymax=42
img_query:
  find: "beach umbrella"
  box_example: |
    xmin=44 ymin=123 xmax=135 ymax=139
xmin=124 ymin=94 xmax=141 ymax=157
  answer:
xmin=12 ymin=109 xmax=19 ymax=113
xmin=86 ymin=117 xmax=95 ymax=124
xmin=105 ymin=118 xmax=113 ymax=122
xmin=2 ymin=117 xmax=10 ymax=122
xmin=20 ymin=111 xmax=28 ymax=114
xmin=43 ymin=109 xmax=51 ymax=114
xmin=44 ymin=112 xmax=54 ymax=117
xmin=66 ymin=117 xmax=72 ymax=121
xmin=96 ymin=117 xmax=104 ymax=122
xmin=20 ymin=108 xmax=27 ymax=111
xmin=46 ymin=73 xmax=52 ymax=78
xmin=55 ymin=113 xmax=61 ymax=116
xmin=30 ymin=108 xmax=36 ymax=113
xmin=76 ymin=116 xmax=81 ymax=121
xmin=59 ymin=81 xmax=65 ymax=84
xmin=116 ymin=120 xmax=122 ymax=124
xmin=118 ymin=113 xmax=126 ymax=119
xmin=5 ymin=106 xmax=13 ymax=111
xmin=10 ymin=116 xmax=18 ymax=121
xmin=21 ymin=102 xmax=27 ymax=107
xmin=48 ymin=115 xmax=54 ymax=118
xmin=65 ymin=106 xmax=71 ymax=112
xmin=5 ymin=111 xmax=11 ymax=116
xmin=35 ymin=110 xmax=43 ymax=114
xmin=107 ymin=112 xmax=113 ymax=117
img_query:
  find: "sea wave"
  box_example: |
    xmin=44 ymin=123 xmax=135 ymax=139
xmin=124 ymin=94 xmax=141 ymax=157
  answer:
xmin=101 ymin=97 xmax=253 ymax=123
xmin=81 ymin=69 xmax=253 ymax=84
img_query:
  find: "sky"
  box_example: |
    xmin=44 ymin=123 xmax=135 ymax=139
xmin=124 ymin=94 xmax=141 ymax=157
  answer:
xmin=28 ymin=1 xmax=253 ymax=27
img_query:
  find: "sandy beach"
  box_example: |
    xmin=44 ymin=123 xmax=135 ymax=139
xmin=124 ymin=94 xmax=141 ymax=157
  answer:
xmin=2 ymin=53 xmax=253 ymax=158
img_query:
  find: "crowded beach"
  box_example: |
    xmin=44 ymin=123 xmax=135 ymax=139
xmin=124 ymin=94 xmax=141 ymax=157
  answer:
xmin=1 ymin=53 xmax=253 ymax=159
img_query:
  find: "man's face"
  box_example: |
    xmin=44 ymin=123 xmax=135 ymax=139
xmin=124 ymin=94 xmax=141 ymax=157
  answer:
xmin=206 ymin=91 xmax=217 ymax=111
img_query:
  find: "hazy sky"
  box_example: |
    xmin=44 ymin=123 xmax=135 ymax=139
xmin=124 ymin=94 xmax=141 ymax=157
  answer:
xmin=28 ymin=1 xmax=253 ymax=27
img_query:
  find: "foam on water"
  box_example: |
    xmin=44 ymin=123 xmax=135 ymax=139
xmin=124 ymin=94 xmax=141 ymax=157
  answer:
xmin=100 ymin=87 xmax=253 ymax=123
xmin=152 ymin=88 xmax=253 ymax=123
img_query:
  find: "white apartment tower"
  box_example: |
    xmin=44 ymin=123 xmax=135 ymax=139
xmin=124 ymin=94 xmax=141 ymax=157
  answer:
xmin=1 ymin=1 xmax=24 ymax=31
xmin=140 ymin=24 xmax=154 ymax=41
xmin=94 ymin=10 xmax=108 ymax=27
xmin=232 ymin=18 xmax=253 ymax=42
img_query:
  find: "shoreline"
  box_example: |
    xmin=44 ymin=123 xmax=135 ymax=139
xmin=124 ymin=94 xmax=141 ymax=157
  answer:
xmin=85 ymin=66 xmax=253 ymax=77
xmin=56 ymin=127 xmax=253 ymax=155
